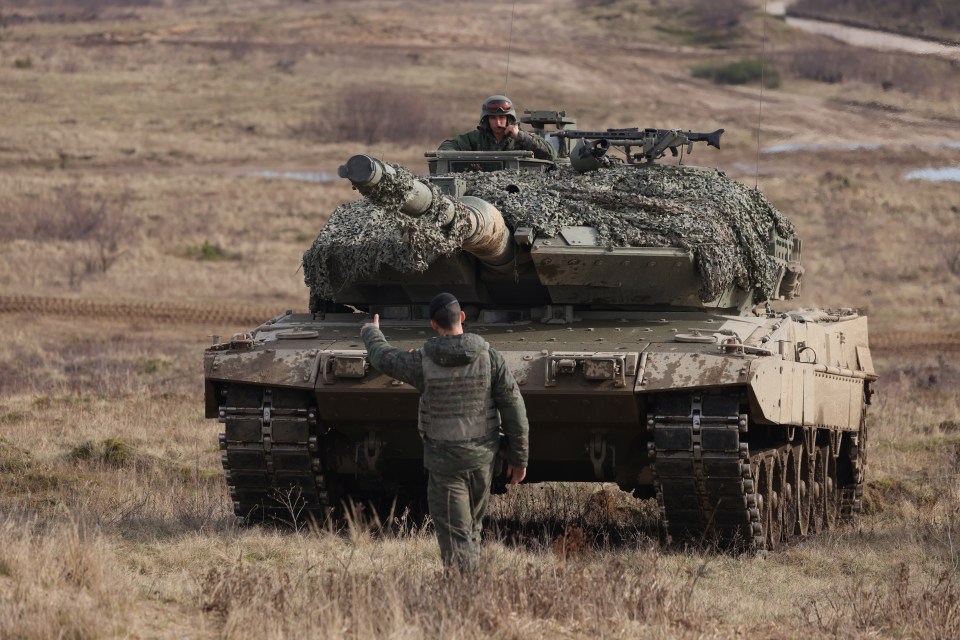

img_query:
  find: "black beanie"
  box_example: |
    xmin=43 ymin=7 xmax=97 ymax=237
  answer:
xmin=428 ymin=292 xmax=460 ymax=322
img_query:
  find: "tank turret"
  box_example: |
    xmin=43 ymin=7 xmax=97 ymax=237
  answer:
xmin=306 ymin=148 xmax=800 ymax=317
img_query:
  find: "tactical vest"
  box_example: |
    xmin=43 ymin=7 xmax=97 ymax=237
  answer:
xmin=419 ymin=348 xmax=499 ymax=441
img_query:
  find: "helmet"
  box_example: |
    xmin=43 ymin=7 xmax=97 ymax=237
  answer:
xmin=480 ymin=95 xmax=517 ymax=124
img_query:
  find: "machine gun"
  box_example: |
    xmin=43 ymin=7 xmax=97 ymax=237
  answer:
xmin=556 ymin=127 xmax=724 ymax=172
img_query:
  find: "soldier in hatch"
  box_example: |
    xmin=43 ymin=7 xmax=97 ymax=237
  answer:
xmin=438 ymin=95 xmax=557 ymax=161
xmin=361 ymin=292 xmax=529 ymax=574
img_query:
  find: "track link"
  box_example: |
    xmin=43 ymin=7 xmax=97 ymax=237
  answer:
xmin=218 ymin=386 xmax=330 ymax=522
xmin=649 ymin=393 xmax=762 ymax=547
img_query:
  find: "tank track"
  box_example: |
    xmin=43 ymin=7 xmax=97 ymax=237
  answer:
xmin=648 ymin=392 xmax=864 ymax=550
xmin=217 ymin=386 xmax=331 ymax=523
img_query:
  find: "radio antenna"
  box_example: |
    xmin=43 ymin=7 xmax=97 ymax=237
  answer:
xmin=755 ymin=0 xmax=769 ymax=189
xmin=503 ymin=0 xmax=517 ymax=94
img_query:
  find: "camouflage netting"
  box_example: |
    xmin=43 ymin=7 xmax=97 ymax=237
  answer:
xmin=303 ymin=162 xmax=794 ymax=307
xmin=303 ymin=164 xmax=477 ymax=308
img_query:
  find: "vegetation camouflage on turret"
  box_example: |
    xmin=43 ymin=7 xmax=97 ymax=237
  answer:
xmin=303 ymin=163 xmax=794 ymax=305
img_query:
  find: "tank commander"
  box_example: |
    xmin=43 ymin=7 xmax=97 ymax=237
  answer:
xmin=438 ymin=95 xmax=557 ymax=161
xmin=361 ymin=292 xmax=529 ymax=574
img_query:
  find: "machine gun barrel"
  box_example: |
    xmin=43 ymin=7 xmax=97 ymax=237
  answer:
xmin=338 ymin=154 xmax=514 ymax=269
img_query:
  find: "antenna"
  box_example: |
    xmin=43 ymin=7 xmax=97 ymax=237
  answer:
xmin=755 ymin=0 xmax=769 ymax=189
xmin=503 ymin=0 xmax=517 ymax=94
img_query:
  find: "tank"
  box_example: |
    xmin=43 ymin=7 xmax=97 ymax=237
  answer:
xmin=204 ymin=113 xmax=875 ymax=549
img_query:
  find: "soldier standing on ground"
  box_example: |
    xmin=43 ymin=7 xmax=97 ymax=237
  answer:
xmin=361 ymin=292 xmax=529 ymax=574
xmin=439 ymin=95 xmax=557 ymax=161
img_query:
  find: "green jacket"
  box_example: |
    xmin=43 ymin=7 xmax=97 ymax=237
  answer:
xmin=438 ymin=126 xmax=557 ymax=161
xmin=361 ymin=326 xmax=530 ymax=472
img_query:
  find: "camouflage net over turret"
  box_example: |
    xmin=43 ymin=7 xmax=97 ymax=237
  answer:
xmin=303 ymin=164 xmax=476 ymax=309
xmin=303 ymin=163 xmax=794 ymax=307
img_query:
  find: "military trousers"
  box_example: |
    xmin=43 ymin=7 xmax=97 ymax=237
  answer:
xmin=427 ymin=460 xmax=495 ymax=574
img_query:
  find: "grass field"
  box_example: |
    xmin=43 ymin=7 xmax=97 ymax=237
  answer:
xmin=1 ymin=1 xmax=959 ymax=637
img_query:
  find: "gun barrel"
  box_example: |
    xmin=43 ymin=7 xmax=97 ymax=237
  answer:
xmin=338 ymin=155 xmax=514 ymax=269
xmin=338 ymin=155 xmax=435 ymax=217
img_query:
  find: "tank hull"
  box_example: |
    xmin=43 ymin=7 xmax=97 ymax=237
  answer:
xmin=205 ymin=308 xmax=873 ymax=548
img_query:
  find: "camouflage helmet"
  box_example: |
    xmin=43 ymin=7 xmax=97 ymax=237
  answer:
xmin=481 ymin=95 xmax=517 ymax=124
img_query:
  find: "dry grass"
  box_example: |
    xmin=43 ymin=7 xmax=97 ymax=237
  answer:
xmin=0 ymin=0 xmax=958 ymax=637
xmin=758 ymin=164 xmax=960 ymax=330
xmin=0 ymin=322 xmax=958 ymax=637
xmin=198 ymin=547 xmax=698 ymax=639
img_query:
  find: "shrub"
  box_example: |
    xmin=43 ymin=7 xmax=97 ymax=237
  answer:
xmin=682 ymin=0 xmax=753 ymax=35
xmin=657 ymin=0 xmax=754 ymax=47
xmin=789 ymin=0 xmax=960 ymax=41
xmin=782 ymin=48 xmax=954 ymax=97
xmin=0 ymin=184 xmax=136 ymax=287
xmin=785 ymin=49 xmax=845 ymax=84
xmin=69 ymin=438 xmax=133 ymax=467
xmin=691 ymin=58 xmax=781 ymax=88
xmin=0 ymin=437 xmax=32 ymax=473
xmin=295 ymin=85 xmax=449 ymax=145
xmin=181 ymin=240 xmax=237 ymax=262
xmin=944 ymin=233 xmax=960 ymax=278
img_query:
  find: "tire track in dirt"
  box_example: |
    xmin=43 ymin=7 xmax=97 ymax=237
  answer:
xmin=0 ymin=294 xmax=294 ymax=328
xmin=869 ymin=331 xmax=960 ymax=351
xmin=2 ymin=294 xmax=957 ymax=351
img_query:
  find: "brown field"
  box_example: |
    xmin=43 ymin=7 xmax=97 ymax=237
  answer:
xmin=1 ymin=1 xmax=959 ymax=637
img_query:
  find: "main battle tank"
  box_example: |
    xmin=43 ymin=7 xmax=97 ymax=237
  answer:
xmin=204 ymin=112 xmax=875 ymax=549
